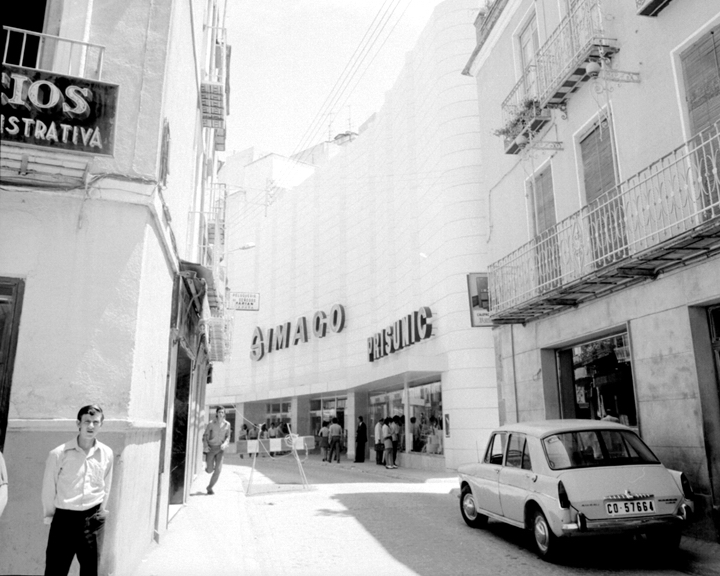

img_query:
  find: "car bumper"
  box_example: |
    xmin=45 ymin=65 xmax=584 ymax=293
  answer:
xmin=560 ymin=503 xmax=693 ymax=535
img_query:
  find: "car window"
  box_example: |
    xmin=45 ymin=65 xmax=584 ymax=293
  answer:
xmin=542 ymin=429 xmax=660 ymax=470
xmin=506 ymin=433 xmax=525 ymax=468
xmin=521 ymin=438 xmax=533 ymax=471
xmin=484 ymin=432 xmax=506 ymax=465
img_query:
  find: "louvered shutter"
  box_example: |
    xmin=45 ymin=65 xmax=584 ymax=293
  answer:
xmin=581 ymin=121 xmax=617 ymax=205
xmin=682 ymin=25 xmax=720 ymax=137
xmin=532 ymin=165 xmax=556 ymax=235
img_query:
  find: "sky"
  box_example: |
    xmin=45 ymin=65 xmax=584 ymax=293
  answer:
xmin=223 ymin=0 xmax=447 ymax=158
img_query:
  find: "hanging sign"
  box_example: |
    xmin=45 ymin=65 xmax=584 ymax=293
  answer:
xmin=1 ymin=64 xmax=118 ymax=155
xmin=228 ymin=292 xmax=260 ymax=311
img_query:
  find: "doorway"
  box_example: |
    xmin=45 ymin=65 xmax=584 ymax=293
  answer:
xmin=0 ymin=278 xmax=24 ymax=451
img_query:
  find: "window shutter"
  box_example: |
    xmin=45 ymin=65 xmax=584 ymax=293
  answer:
xmin=581 ymin=121 xmax=617 ymax=205
xmin=681 ymin=25 xmax=720 ymax=137
xmin=530 ymin=165 xmax=556 ymax=236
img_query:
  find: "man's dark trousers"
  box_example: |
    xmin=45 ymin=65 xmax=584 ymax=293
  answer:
xmin=45 ymin=504 xmax=105 ymax=576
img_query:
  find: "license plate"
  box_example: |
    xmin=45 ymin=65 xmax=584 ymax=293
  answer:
xmin=605 ymin=499 xmax=656 ymax=516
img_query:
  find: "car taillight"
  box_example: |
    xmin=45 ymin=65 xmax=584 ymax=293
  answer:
xmin=680 ymin=473 xmax=694 ymax=499
xmin=558 ymin=480 xmax=571 ymax=509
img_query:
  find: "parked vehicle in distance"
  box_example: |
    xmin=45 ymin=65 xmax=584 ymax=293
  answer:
xmin=458 ymin=420 xmax=694 ymax=560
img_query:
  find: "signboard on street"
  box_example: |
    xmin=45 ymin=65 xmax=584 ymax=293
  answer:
xmin=227 ymin=292 xmax=260 ymax=311
xmin=1 ymin=64 xmax=119 ymax=155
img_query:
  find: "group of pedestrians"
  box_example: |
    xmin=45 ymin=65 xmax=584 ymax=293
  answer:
xmin=317 ymin=416 xmax=369 ymax=464
xmin=375 ymin=415 xmax=402 ymax=469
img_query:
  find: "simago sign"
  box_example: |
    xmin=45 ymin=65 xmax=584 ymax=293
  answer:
xmin=250 ymin=304 xmax=346 ymax=361
xmin=1 ymin=64 xmax=118 ymax=155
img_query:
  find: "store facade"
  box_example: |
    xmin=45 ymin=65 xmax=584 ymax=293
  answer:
xmin=208 ymin=0 xmax=500 ymax=471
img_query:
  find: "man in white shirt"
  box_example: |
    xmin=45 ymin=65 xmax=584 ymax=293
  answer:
xmin=327 ymin=418 xmax=343 ymax=463
xmin=203 ymin=407 xmax=231 ymax=494
xmin=42 ymin=404 xmax=114 ymax=576
xmin=374 ymin=419 xmax=384 ymax=465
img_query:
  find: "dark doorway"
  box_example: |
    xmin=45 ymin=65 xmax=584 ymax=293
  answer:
xmin=169 ymin=349 xmax=191 ymax=505
xmin=0 ymin=278 xmax=25 ymax=452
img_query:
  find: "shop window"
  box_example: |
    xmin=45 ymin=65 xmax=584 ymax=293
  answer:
xmin=408 ymin=382 xmax=443 ymax=455
xmin=557 ymin=332 xmax=638 ymax=426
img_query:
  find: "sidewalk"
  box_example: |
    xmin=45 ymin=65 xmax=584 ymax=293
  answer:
xmin=132 ymin=451 xmax=720 ymax=576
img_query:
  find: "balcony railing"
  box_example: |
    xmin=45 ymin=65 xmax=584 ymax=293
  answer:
xmin=2 ymin=26 xmax=104 ymax=80
xmin=499 ymin=66 xmax=552 ymax=154
xmin=489 ymin=122 xmax=720 ymax=322
xmin=534 ymin=0 xmax=617 ymax=108
xmin=636 ymin=0 xmax=674 ymax=16
xmin=201 ymin=27 xmax=229 ymax=125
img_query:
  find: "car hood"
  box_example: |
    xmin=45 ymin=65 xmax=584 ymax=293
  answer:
xmin=558 ymin=465 xmax=682 ymax=519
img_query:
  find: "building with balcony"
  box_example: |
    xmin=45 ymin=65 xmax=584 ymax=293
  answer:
xmin=206 ymin=0 xmax=500 ymax=472
xmin=464 ymin=0 xmax=720 ymax=539
xmin=0 ymin=0 xmax=231 ymax=573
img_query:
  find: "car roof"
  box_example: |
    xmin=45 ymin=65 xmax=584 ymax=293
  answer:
xmin=493 ymin=419 xmax=630 ymax=438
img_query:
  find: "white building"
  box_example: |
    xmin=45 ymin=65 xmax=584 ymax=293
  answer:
xmin=0 ymin=0 xmax=232 ymax=572
xmin=464 ymin=0 xmax=720 ymax=540
xmin=207 ymin=0 xmax=499 ymax=471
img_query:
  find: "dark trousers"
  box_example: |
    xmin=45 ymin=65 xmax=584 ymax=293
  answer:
xmin=328 ymin=436 xmax=342 ymax=462
xmin=375 ymin=443 xmax=384 ymax=465
xmin=45 ymin=504 xmax=105 ymax=576
xmin=354 ymin=440 xmax=366 ymax=462
xmin=392 ymin=440 xmax=399 ymax=466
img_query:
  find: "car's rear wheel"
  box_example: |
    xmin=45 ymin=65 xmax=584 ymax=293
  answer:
xmin=460 ymin=485 xmax=488 ymax=528
xmin=532 ymin=509 xmax=557 ymax=560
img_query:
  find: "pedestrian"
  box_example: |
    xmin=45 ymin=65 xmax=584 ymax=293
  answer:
xmin=202 ymin=407 xmax=231 ymax=495
xmin=0 ymin=450 xmax=7 ymax=518
xmin=410 ymin=416 xmax=421 ymax=452
xmin=237 ymin=424 xmax=248 ymax=459
xmin=248 ymin=424 xmax=258 ymax=440
xmin=268 ymin=422 xmax=277 ymax=455
xmin=318 ymin=421 xmax=330 ymax=462
xmin=354 ymin=416 xmax=367 ymax=463
xmin=391 ymin=415 xmax=401 ymax=467
xmin=382 ymin=417 xmax=396 ymax=469
xmin=327 ymin=417 xmax=343 ymax=463
xmin=374 ymin=419 xmax=384 ymax=465
xmin=41 ymin=404 xmax=114 ymax=576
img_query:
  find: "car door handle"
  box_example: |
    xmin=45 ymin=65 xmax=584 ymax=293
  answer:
xmin=526 ymin=474 xmax=537 ymax=482
xmin=494 ymin=468 xmax=500 ymax=474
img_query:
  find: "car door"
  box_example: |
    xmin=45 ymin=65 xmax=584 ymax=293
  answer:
xmin=498 ymin=433 xmax=537 ymax=523
xmin=470 ymin=432 xmax=505 ymax=516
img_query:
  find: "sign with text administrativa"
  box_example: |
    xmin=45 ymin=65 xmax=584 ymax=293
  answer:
xmin=1 ymin=64 xmax=118 ymax=155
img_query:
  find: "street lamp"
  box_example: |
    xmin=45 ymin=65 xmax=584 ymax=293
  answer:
xmin=227 ymin=242 xmax=256 ymax=254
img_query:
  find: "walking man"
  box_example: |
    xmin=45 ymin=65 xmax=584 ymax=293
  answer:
xmin=203 ymin=407 xmax=231 ymax=495
xmin=354 ymin=416 xmax=367 ymax=463
xmin=42 ymin=404 xmax=114 ymax=576
xmin=327 ymin=417 xmax=343 ymax=463
xmin=374 ymin=418 xmax=384 ymax=465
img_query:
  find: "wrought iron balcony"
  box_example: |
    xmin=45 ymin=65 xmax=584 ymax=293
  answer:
xmin=201 ymin=28 xmax=229 ymax=125
xmin=489 ymin=122 xmax=720 ymax=324
xmin=2 ymin=26 xmax=104 ymax=80
xmin=186 ymin=184 xmax=228 ymax=313
xmin=534 ymin=0 xmax=618 ymax=109
xmin=498 ymin=66 xmax=552 ymax=154
xmin=205 ymin=316 xmax=233 ymax=362
xmin=636 ymin=0 xmax=674 ymax=16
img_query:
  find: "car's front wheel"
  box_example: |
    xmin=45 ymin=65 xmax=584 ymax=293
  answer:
xmin=460 ymin=485 xmax=488 ymax=528
xmin=532 ymin=509 xmax=557 ymax=560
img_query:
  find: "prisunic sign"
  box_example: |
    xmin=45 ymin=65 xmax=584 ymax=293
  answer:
xmin=367 ymin=306 xmax=433 ymax=362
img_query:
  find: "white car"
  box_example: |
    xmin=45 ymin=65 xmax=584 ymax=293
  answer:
xmin=458 ymin=420 xmax=694 ymax=560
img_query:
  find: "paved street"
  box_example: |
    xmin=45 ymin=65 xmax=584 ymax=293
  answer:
xmin=133 ymin=452 xmax=720 ymax=576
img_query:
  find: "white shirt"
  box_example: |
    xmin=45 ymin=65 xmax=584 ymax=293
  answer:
xmin=42 ymin=437 xmax=114 ymax=521
xmin=374 ymin=421 xmax=383 ymax=442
